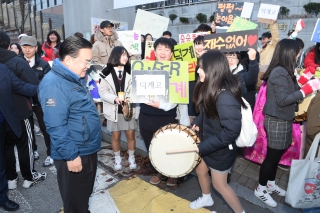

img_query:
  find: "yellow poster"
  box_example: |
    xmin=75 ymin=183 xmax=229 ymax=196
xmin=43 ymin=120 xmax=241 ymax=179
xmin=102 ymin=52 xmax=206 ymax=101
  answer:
xmin=131 ymin=60 xmax=189 ymax=103
xmin=172 ymin=41 xmax=197 ymax=81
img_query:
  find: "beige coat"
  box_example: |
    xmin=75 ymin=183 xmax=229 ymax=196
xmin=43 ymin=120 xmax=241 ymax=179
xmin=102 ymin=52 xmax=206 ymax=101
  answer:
xmin=259 ymin=23 xmax=280 ymax=66
xmin=98 ymin=66 xmax=136 ymax=122
xmin=92 ymin=30 xmax=123 ymax=65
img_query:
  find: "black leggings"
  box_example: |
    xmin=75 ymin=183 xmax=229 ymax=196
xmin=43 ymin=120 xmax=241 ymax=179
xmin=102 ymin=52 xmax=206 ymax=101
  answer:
xmin=259 ymin=146 xmax=286 ymax=186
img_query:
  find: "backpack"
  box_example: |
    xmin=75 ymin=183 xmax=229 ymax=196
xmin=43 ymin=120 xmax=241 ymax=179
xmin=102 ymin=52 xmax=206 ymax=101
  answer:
xmin=235 ymin=97 xmax=258 ymax=147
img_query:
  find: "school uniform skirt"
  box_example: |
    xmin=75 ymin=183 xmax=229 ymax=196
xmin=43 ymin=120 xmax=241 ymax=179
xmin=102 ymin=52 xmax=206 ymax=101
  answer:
xmin=264 ymin=115 xmax=292 ymax=150
xmin=107 ymin=114 xmax=137 ymax=132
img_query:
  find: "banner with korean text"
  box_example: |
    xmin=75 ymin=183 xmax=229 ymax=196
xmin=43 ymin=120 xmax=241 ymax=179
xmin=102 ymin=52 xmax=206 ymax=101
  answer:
xmin=179 ymin=32 xmax=209 ymax=44
xmin=172 ymin=42 xmax=197 ymax=81
xmin=131 ymin=60 xmax=189 ymax=103
xmin=203 ymin=29 xmax=258 ymax=52
xmin=117 ymin=31 xmax=141 ymax=55
xmin=311 ymin=19 xmax=320 ymax=43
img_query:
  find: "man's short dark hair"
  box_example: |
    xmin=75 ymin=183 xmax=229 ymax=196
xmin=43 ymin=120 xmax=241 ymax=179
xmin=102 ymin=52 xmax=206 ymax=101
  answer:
xmin=0 ymin=30 xmax=11 ymax=49
xmin=74 ymin=32 xmax=84 ymax=38
xmin=154 ymin=38 xmax=174 ymax=53
xmin=162 ymin=31 xmax=172 ymax=37
xmin=195 ymin=24 xmax=212 ymax=34
xmin=59 ymin=36 xmax=93 ymax=61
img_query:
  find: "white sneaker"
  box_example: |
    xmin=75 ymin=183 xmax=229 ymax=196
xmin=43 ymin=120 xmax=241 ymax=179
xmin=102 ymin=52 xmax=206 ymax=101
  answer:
xmin=43 ymin=156 xmax=54 ymax=167
xmin=128 ymin=156 xmax=137 ymax=170
xmin=34 ymin=151 xmax=39 ymax=160
xmin=22 ymin=172 xmax=47 ymax=188
xmin=254 ymin=188 xmax=277 ymax=207
xmin=114 ymin=156 xmax=122 ymax=170
xmin=267 ymin=184 xmax=286 ymax=196
xmin=8 ymin=177 xmax=19 ymax=190
xmin=190 ymin=196 xmax=214 ymax=209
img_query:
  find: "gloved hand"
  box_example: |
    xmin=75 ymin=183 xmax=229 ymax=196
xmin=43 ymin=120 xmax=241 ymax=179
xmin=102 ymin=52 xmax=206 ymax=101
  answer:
xmin=300 ymin=78 xmax=320 ymax=96
xmin=295 ymin=19 xmax=305 ymax=32
xmin=298 ymin=67 xmax=316 ymax=85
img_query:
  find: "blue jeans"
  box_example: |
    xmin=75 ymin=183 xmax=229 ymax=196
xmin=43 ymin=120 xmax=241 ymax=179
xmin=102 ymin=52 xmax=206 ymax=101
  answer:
xmin=0 ymin=120 xmax=8 ymax=204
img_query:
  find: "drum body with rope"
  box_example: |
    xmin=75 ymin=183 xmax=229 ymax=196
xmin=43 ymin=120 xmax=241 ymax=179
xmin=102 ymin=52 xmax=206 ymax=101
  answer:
xmin=149 ymin=124 xmax=201 ymax=178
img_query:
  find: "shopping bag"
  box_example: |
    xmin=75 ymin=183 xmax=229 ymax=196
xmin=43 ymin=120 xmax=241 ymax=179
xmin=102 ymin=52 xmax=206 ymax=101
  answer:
xmin=285 ymin=133 xmax=320 ymax=208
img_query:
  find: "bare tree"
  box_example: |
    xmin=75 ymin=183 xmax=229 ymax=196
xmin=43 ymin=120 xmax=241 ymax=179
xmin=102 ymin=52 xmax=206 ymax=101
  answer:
xmin=15 ymin=0 xmax=31 ymax=33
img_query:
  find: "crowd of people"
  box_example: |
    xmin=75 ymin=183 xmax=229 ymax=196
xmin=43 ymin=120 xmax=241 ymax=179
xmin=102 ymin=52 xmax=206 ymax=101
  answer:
xmin=0 ymin=17 xmax=320 ymax=213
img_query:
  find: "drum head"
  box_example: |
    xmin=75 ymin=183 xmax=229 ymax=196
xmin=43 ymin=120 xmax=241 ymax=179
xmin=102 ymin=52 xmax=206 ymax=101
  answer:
xmin=149 ymin=127 xmax=199 ymax=178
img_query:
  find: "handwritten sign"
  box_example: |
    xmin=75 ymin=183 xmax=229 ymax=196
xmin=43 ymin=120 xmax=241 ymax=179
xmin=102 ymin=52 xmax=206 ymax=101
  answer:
xmin=311 ymin=19 xmax=320 ymax=43
xmin=172 ymin=42 xmax=197 ymax=81
xmin=257 ymin=3 xmax=280 ymax=24
xmin=117 ymin=31 xmax=141 ymax=55
xmin=145 ymin=41 xmax=156 ymax=60
xmin=227 ymin=16 xmax=258 ymax=32
xmin=86 ymin=64 xmax=106 ymax=102
xmin=215 ymin=2 xmax=244 ymax=27
xmin=133 ymin=9 xmax=169 ymax=38
xmin=179 ymin=32 xmax=209 ymax=44
xmin=132 ymin=71 xmax=169 ymax=103
xmin=203 ymin=29 xmax=258 ymax=52
xmin=91 ymin=17 xmax=128 ymax=35
xmin=131 ymin=60 xmax=189 ymax=103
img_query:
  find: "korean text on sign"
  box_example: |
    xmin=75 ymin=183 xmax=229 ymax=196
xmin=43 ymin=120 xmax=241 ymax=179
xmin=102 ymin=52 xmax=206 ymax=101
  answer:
xmin=179 ymin=32 xmax=209 ymax=44
xmin=215 ymin=2 xmax=244 ymax=27
xmin=203 ymin=29 xmax=258 ymax=52
xmin=131 ymin=60 xmax=189 ymax=103
xmin=172 ymin=42 xmax=197 ymax=81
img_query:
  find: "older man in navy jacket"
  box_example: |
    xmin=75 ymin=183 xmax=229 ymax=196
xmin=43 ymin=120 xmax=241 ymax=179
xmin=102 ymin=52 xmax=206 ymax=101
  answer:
xmin=39 ymin=36 xmax=101 ymax=213
xmin=0 ymin=63 xmax=38 ymax=211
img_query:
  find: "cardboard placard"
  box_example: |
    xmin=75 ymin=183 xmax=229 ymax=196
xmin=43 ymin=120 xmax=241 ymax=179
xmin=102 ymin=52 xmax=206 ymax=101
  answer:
xmin=227 ymin=16 xmax=258 ymax=32
xmin=91 ymin=17 xmax=128 ymax=35
xmin=131 ymin=60 xmax=189 ymax=103
xmin=311 ymin=19 xmax=320 ymax=43
xmin=86 ymin=64 xmax=106 ymax=102
xmin=179 ymin=32 xmax=209 ymax=44
xmin=241 ymin=2 xmax=254 ymax=19
xmin=203 ymin=29 xmax=258 ymax=52
xmin=117 ymin=30 xmax=141 ymax=55
xmin=144 ymin=41 xmax=156 ymax=60
xmin=172 ymin=42 xmax=197 ymax=81
xmin=257 ymin=3 xmax=280 ymax=23
xmin=133 ymin=9 xmax=169 ymax=38
xmin=131 ymin=71 xmax=169 ymax=103
xmin=215 ymin=2 xmax=244 ymax=27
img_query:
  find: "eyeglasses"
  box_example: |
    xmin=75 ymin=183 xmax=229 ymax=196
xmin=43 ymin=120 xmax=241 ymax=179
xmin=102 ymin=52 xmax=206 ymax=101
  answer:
xmin=71 ymin=56 xmax=92 ymax=67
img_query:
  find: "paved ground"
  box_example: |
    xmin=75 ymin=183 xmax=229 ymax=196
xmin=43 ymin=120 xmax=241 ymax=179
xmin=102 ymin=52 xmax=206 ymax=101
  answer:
xmin=0 ymin=118 xmax=302 ymax=213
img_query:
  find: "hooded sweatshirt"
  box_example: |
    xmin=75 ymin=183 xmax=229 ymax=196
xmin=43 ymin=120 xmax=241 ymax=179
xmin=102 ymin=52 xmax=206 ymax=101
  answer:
xmin=92 ymin=30 xmax=123 ymax=65
xmin=0 ymin=48 xmax=39 ymax=120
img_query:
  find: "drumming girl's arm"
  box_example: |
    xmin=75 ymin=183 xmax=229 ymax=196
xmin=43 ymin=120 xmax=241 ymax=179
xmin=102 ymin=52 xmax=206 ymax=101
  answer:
xmin=159 ymin=103 xmax=177 ymax=111
xmin=98 ymin=79 xmax=118 ymax=104
xmin=198 ymin=93 xmax=241 ymax=155
xmin=192 ymin=111 xmax=202 ymax=127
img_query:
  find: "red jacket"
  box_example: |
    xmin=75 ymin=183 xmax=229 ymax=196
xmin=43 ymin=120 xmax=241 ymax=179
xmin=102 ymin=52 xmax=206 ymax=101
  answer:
xmin=304 ymin=49 xmax=320 ymax=68
xmin=42 ymin=42 xmax=61 ymax=61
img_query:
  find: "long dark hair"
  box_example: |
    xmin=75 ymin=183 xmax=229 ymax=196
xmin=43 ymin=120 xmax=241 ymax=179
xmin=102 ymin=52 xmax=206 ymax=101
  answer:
xmin=262 ymin=39 xmax=300 ymax=82
xmin=10 ymin=43 xmax=22 ymax=54
xmin=193 ymin=50 xmax=246 ymax=119
xmin=46 ymin=30 xmax=61 ymax=44
xmin=315 ymin=42 xmax=320 ymax=65
xmin=107 ymin=46 xmax=130 ymax=67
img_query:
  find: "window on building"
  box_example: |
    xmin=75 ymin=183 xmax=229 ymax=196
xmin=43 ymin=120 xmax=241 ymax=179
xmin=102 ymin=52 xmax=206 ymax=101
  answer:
xmin=47 ymin=0 xmax=49 ymax=7
xmin=54 ymin=0 xmax=57 ymax=5
xmin=40 ymin=0 xmax=43 ymax=9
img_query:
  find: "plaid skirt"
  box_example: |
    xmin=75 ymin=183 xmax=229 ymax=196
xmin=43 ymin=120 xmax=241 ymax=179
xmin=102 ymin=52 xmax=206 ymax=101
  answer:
xmin=264 ymin=115 xmax=292 ymax=150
